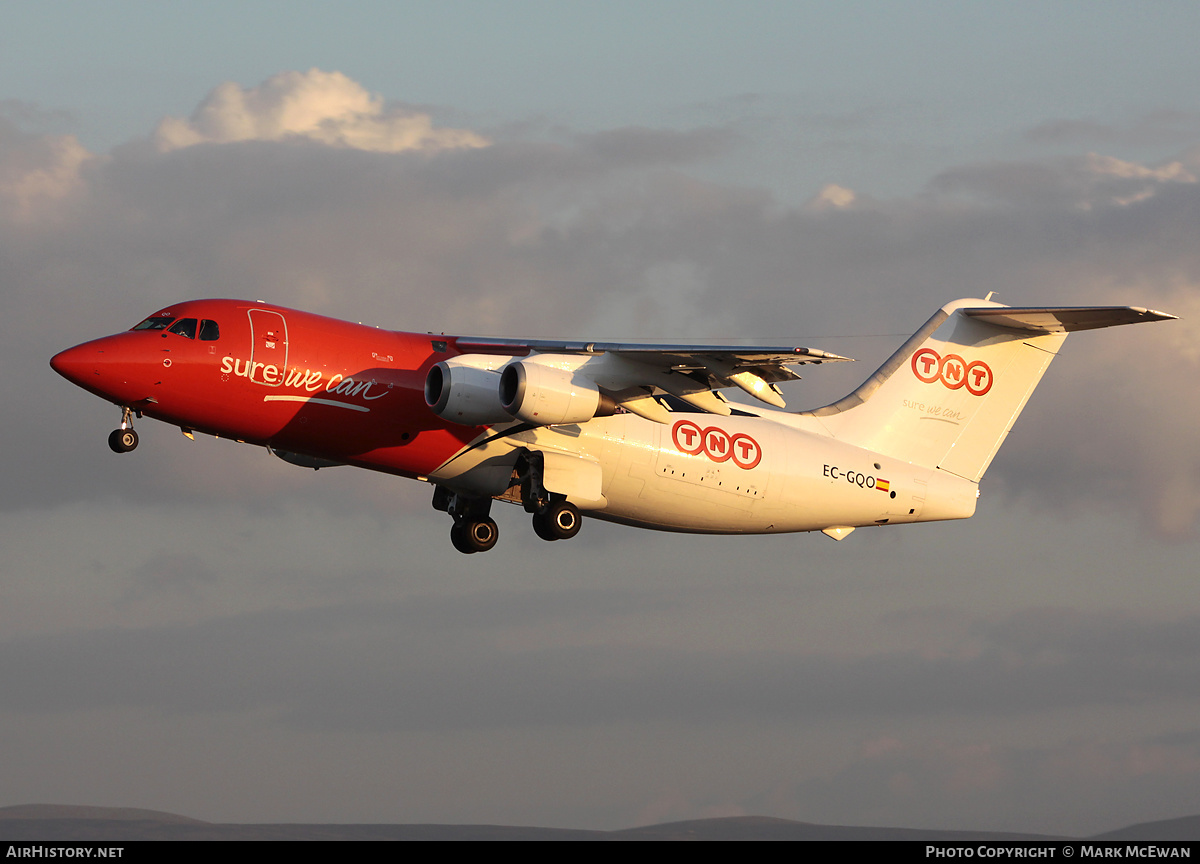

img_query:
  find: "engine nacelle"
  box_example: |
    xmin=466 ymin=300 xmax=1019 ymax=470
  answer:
xmin=424 ymin=354 xmax=514 ymax=426
xmin=500 ymin=358 xmax=609 ymax=426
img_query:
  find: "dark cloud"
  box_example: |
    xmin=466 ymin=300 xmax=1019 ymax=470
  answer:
xmin=128 ymin=555 xmax=218 ymax=595
xmin=574 ymin=125 xmax=738 ymax=167
xmin=928 ymin=152 xmax=1196 ymax=210
xmin=0 ymin=99 xmax=74 ymax=134
xmin=1026 ymin=110 xmax=1200 ymax=148
xmin=788 ymin=734 xmax=1200 ymax=836
xmin=4 ymin=602 xmax=1197 ymax=730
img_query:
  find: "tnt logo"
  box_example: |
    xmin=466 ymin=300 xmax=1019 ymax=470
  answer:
xmin=910 ymin=348 xmax=993 ymax=396
xmin=672 ymin=420 xmax=762 ymax=469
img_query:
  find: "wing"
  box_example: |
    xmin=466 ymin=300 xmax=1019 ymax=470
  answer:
xmin=453 ymin=337 xmax=852 ymax=419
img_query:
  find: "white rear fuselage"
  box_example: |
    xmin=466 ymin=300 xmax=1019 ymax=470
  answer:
xmin=429 ymin=410 xmax=979 ymax=535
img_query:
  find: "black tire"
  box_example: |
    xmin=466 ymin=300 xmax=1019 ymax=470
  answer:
xmin=534 ymin=501 xmax=581 ymax=541
xmin=532 ymin=512 xmax=558 ymax=542
xmin=450 ymin=523 xmax=477 ymax=554
xmin=108 ymin=428 xmax=138 ymax=453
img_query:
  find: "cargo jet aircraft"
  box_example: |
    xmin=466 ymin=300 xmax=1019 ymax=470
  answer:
xmin=51 ymin=297 xmax=1174 ymax=553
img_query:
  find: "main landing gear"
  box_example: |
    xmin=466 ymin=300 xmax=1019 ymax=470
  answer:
xmin=450 ymin=518 xmax=499 ymax=554
xmin=433 ymin=451 xmax=585 ymax=553
xmin=108 ymin=407 xmax=139 ymax=453
xmin=433 ymin=486 xmax=499 ymax=555
xmin=519 ymin=450 xmax=582 ymax=543
xmin=531 ymin=499 xmax=582 ymax=541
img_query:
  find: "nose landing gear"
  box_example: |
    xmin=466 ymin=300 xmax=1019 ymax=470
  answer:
xmin=108 ymin=407 xmax=140 ymax=453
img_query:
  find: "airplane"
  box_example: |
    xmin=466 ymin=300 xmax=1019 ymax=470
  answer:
xmin=50 ymin=296 xmax=1175 ymax=553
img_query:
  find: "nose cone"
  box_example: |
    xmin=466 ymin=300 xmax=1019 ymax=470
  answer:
xmin=50 ymin=342 xmax=101 ymax=387
xmin=51 ymin=333 xmax=145 ymax=401
xmin=52 ymin=331 xmax=167 ymax=408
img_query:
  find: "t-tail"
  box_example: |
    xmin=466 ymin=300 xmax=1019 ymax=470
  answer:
xmin=801 ymin=298 xmax=1175 ymax=483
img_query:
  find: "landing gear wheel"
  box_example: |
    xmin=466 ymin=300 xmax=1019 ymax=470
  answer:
xmin=450 ymin=523 xmax=476 ymax=554
xmin=465 ymin=517 xmax=499 ymax=552
xmin=451 ymin=518 xmax=499 ymax=554
xmin=108 ymin=428 xmax=139 ymax=453
xmin=532 ymin=501 xmax=582 ymax=541
xmin=532 ymin=513 xmax=558 ymax=541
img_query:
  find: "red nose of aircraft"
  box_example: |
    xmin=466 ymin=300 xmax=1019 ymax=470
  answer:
xmin=50 ymin=341 xmax=102 ymax=388
xmin=50 ymin=333 xmax=146 ymax=401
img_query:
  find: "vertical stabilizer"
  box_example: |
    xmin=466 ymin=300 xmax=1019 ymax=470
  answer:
xmin=802 ymin=299 xmax=1173 ymax=482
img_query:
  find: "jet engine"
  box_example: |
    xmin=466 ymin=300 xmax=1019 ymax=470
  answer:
xmin=500 ymin=358 xmax=616 ymax=426
xmin=424 ymin=355 xmax=513 ymax=426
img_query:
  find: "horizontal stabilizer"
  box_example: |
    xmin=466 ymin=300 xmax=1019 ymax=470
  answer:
xmin=962 ymin=305 xmax=1177 ymax=333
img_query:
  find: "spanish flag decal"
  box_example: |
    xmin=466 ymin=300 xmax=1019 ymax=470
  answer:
xmin=876 ymin=479 xmax=891 ymax=493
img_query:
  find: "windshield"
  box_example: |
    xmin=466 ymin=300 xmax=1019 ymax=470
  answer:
xmin=131 ymin=315 xmax=174 ymax=331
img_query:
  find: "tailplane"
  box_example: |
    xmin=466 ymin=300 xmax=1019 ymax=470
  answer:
xmin=802 ymin=299 xmax=1175 ymax=482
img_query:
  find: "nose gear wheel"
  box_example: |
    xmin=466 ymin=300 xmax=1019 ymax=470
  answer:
xmin=108 ymin=407 xmax=139 ymax=453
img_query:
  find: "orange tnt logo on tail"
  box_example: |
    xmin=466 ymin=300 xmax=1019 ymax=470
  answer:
xmin=910 ymin=349 xmax=993 ymax=396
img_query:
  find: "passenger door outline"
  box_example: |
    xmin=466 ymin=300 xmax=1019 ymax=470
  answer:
xmin=247 ymin=308 xmax=289 ymax=387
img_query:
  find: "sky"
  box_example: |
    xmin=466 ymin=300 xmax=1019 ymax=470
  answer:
xmin=3 ymin=1 xmax=1200 ymax=835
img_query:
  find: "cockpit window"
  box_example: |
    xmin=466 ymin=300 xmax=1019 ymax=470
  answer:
xmin=167 ymin=318 xmax=198 ymax=339
xmin=132 ymin=316 xmax=174 ymax=331
xmin=198 ymin=319 xmax=220 ymax=341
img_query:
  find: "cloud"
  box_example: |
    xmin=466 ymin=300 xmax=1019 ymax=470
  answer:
xmin=1025 ymin=110 xmax=1200 ymax=148
xmin=4 ymin=602 xmax=1197 ymax=726
xmin=573 ymin=125 xmax=737 ymax=168
xmin=0 ymin=117 xmax=91 ymax=221
xmin=3 ymin=594 xmax=1200 ymax=833
xmin=807 ymin=183 xmax=857 ymax=210
xmin=929 ymin=152 xmax=1196 ymax=210
xmin=153 ymin=69 xmax=489 ymax=154
xmin=0 ymin=98 xmax=74 ymax=133
xmin=790 ymin=733 xmax=1200 ymax=836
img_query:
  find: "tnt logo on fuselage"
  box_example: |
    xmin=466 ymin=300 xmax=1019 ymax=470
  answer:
xmin=672 ymin=420 xmax=762 ymax=469
xmin=910 ymin=348 xmax=993 ymax=396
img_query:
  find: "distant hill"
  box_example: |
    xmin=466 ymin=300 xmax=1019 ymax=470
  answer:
xmin=0 ymin=804 xmax=1195 ymax=841
xmin=0 ymin=805 xmax=205 ymax=824
xmin=611 ymin=816 xmax=1057 ymax=841
xmin=1092 ymin=815 xmax=1200 ymax=842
